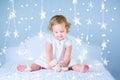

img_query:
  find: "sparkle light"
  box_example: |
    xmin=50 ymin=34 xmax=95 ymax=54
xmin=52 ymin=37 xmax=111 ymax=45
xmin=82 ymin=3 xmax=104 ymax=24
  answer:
xmin=73 ymin=17 xmax=81 ymax=25
xmin=86 ymin=18 xmax=92 ymax=25
xmin=72 ymin=0 xmax=78 ymax=4
xmin=40 ymin=11 xmax=46 ymax=20
xmin=101 ymin=40 xmax=107 ymax=50
xmin=13 ymin=30 xmax=19 ymax=38
xmin=5 ymin=30 xmax=10 ymax=37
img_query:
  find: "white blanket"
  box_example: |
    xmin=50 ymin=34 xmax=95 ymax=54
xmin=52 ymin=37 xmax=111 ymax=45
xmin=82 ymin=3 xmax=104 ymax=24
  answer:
xmin=0 ymin=63 xmax=115 ymax=80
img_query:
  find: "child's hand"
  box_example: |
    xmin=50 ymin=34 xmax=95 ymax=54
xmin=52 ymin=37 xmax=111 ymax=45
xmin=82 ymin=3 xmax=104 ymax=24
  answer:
xmin=48 ymin=59 xmax=58 ymax=70
xmin=60 ymin=62 xmax=67 ymax=67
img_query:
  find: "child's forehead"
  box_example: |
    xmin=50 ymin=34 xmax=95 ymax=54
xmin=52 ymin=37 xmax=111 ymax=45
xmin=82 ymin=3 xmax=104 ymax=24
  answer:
xmin=52 ymin=22 xmax=65 ymax=26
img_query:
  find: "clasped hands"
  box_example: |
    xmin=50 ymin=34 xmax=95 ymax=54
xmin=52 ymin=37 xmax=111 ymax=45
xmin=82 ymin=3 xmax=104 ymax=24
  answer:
xmin=48 ymin=59 xmax=68 ymax=72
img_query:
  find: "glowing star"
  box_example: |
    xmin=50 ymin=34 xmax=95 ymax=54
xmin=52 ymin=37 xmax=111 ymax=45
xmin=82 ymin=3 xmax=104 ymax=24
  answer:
xmin=5 ymin=31 xmax=10 ymax=37
xmin=8 ymin=10 xmax=16 ymax=20
xmin=40 ymin=11 xmax=46 ymax=20
xmin=2 ymin=46 xmax=7 ymax=54
xmin=87 ymin=18 xmax=92 ymax=25
xmin=73 ymin=17 xmax=81 ymax=25
xmin=75 ymin=38 xmax=82 ymax=45
xmin=101 ymin=22 xmax=107 ymax=29
xmin=101 ymin=41 xmax=107 ymax=50
xmin=72 ymin=0 xmax=77 ymax=4
xmin=103 ymin=58 xmax=109 ymax=66
xmin=13 ymin=30 xmax=19 ymax=38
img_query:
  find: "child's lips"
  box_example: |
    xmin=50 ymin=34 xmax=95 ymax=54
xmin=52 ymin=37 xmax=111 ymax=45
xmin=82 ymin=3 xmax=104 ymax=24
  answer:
xmin=58 ymin=36 xmax=63 ymax=38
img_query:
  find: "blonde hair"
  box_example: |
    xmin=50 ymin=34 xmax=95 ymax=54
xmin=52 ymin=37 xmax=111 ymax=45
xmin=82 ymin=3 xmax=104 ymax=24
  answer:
xmin=48 ymin=15 xmax=70 ymax=33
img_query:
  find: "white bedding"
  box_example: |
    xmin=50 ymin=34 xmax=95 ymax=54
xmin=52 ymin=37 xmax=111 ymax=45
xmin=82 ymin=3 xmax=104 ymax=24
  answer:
xmin=0 ymin=63 xmax=115 ymax=80
xmin=0 ymin=34 xmax=115 ymax=80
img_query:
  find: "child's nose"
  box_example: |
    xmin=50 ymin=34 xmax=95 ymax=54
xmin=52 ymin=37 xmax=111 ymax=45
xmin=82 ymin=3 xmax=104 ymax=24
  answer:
xmin=58 ymin=33 xmax=62 ymax=36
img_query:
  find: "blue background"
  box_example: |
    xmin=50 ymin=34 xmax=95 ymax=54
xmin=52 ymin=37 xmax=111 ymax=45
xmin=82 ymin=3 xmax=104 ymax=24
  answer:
xmin=0 ymin=0 xmax=120 ymax=80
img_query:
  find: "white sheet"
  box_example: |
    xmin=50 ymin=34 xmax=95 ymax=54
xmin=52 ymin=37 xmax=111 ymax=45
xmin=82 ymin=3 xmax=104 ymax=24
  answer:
xmin=0 ymin=63 xmax=115 ymax=80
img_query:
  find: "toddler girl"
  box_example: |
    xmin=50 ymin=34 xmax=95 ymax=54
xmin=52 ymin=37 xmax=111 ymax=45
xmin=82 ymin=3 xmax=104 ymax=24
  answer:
xmin=17 ymin=15 xmax=89 ymax=72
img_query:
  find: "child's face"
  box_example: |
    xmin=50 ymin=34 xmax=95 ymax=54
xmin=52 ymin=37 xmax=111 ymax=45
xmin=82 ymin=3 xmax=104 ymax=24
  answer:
xmin=52 ymin=22 xmax=67 ymax=41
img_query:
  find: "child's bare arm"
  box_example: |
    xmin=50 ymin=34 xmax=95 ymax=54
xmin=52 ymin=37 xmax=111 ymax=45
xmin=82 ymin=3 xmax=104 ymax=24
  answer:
xmin=60 ymin=45 xmax=72 ymax=67
xmin=46 ymin=41 xmax=53 ymax=65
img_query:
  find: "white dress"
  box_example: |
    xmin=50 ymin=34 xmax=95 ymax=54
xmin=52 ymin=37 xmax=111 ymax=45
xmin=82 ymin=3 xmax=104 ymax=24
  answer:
xmin=34 ymin=34 xmax=75 ymax=68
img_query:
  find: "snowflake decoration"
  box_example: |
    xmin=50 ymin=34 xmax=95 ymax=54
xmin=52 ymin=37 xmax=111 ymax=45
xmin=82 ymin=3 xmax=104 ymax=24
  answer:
xmin=86 ymin=18 xmax=92 ymax=25
xmin=101 ymin=41 xmax=107 ymax=50
xmin=13 ymin=30 xmax=19 ymax=38
xmin=103 ymin=58 xmax=109 ymax=66
xmin=75 ymin=38 xmax=82 ymax=45
xmin=40 ymin=11 xmax=46 ymax=20
xmin=73 ymin=17 xmax=81 ymax=25
xmin=101 ymin=1 xmax=105 ymax=11
xmin=101 ymin=22 xmax=107 ymax=29
xmin=5 ymin=30 xmax=10 ymax=37
xmin=8 ymin=10 xmax=16 ymax=20
xmin=2 ymin=46 xmax=7 ymax=54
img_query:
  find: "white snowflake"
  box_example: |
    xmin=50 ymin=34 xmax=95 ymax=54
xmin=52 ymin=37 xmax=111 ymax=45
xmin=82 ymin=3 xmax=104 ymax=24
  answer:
xmin=5 ymin=31 xmax=10 ymax=37
xmin=2 ymin=46 xmax=7 ymax=54
xmin=86 ymin=18 xmax=92 ymax=25
xmin=101 ymin=1 xmax=105 ymax=10
xmin=73 ymin=17 xmax=81 ymax=25
xmin=8 ymin=10 xmax=16 ymax=20
xmin=101 ymin=41 xmax=107 ymax=50
xmin=103 ymin=58 xmax=109 ymax=66
xmin=75 ymin=38 xmax=82 ymax=45
xmin=40 ymin=11 xmax=46 ymax=20
xmin=13 ymin=30 xmax=19 ymax=38
xmin=101 ymin=22 xmax=107 ymax=29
